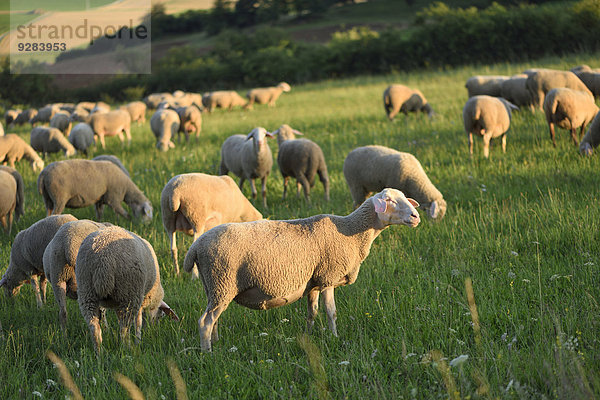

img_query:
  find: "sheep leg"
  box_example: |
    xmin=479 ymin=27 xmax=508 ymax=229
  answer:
xmin=297 ymin=174 xmax=311 ymax=203
xmin=95 ymin=203 xmax=105 ymax=220
xmin=169 ymin=231 xmax=180 ymax=275
xmin=579 ymin=124 xmax=587 ymax=141
xmin=306 ymin=289 xmax=320 ymax=334
xmin=0 ymin=215 xmax=7 ymax=234
xmin=468 ymin=132 xmax=474 ymax=155
xmin=238 ymin=177 xmax=246 ymax=192
xmin=211 ymin=319 xmax=219 ymax=343
xmin=134 ymin=309 xmax=143 ymax=344
xmin=30 ymin=275 xmax=44 ymax=308
xmin=321 ymin=287 xmax=338 ymax=337
xmin=117 ymin=306 xmax=137 ymax=346
xmin=318 ymin=169 xmax=330 ymax=202
xmin=98 ymin=134 xmax=106 ymax=149
xmin=198 ymin=302 xmax=229 ymax=352
xmin=55 ymin=281 xmax=68 ymax=332
xmin=117 ymin=132 xmax=125 ymax=146
xmin=79 ymin=300 xmax=103 ymax=352
xmin=100 ymin=307 xmax=109 ymax=329
xmin=249 ymin=179 xmax=257 ymax=202
xmin=40 ymin=275 xmax=47 ymax=304
xmin=482 ymin=134 xmax=492 ymax=158
xmin=549 ymin=122 xmax=557 ymax=147
xmin=501 ymin=133 xmax=507 ymax=153
xmin=570 ymin=128 xmax=579 ymax=146
xmin=296 ymin=182 xmax=301 ymax=198
xmin=260 ymin=178 xmax=267 ymax=208
xmin=282 ymin=176 xmax=290 ymax=199
xmin=189 ymin=231 xmax=201 ymax=280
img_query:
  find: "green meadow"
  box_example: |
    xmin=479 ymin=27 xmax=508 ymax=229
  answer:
xmin=1 ymin=52 xmax=600 ymax=399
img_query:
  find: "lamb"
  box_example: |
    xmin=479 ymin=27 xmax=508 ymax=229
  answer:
xmin=343 ymin=145 xmax=446 ymax=219
xmin=580 ymin=111 xmax=600 ymax=156
xmin=274 ymin=124 xmax=329 ymax=202
xmin=0 ymin=165 xmax=25 ymax=233
xmin=150 ymin=109 xmax=180 ymax=151
xmin=161 ymin=173 xmax=263 ymax=276
xmin=30 ymin=105 xmax=60 ymax=125
xmin=68 ymin=123 xmax=95 ymax=154
xmin=465 ymin=75 xmax=510 ymax=97
xmin=0 ymin=214 xmax=78 ymax=307
xmin=183 ymin=188 xmax=420 ymax=351
xmin=30 ymin=127 xmax=76 ymax=158
xmin=49 ymin=111 xmax=73 ymax=135
xmin=500 ymin=74 xmax=534 ymax=110
xmin=525 ymin=69 xmax=592 ymax=110
xmin=42 ymin=219 xmax=112 ymax=330
xmin=0 ymin=134 xmax=45 ymax=171
xmin=120 ymin=101 xmax=147 ymax=125
xmin=91 ymin=154 xmax=130 ymax=177
xmin=383 ymin=84 xmax=434 ymax=121
xmin=175 ymin=105 xmax=202 ymax=143
xmin=543 ymin=88 xmax=599 ymax=147
xmin=245 ymin=82 xmax=291 ymax=110
xmin=219 ymin=127 xmax=274 ymax=208
xmin=89 ymin=109 xmax=132 ymax=149
xmin=76 ymin=226 xmax=178 ymax=351
xmin=4 ymin=109 xmax=20 ymax=126
xmin=203 ymin=91 xmax=247 ymax=112
xmin=573 ymin=71 xmax=600 ymax=99
xmin=462 ymin=95 xmax=518 ymax=158
xmin=37 ymin=159 xmax=153 ymax=222
xmin=0 ymin=170 xmax=17 ymax=234
xmin=14 ymin=109 xmax=37 ymax=126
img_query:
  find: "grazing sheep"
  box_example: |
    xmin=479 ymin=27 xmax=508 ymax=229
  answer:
xmin=70 ymin=106 xmax=91 ymax=123
xmin=161 ymin=173 xmax=263 ymax=276
xmin=50 ymin=111 xmax=73 ymax=135
xmin=343 ymin=145 xmax=446 ymax=219
xmin=0 ymin=214 xmax=78 ymax=307
xmin=90 ymin=101 xmax=110 ymax=114
xmin=59 ymin=103 xmax=76 ymax=114
xmin=14 ymin=109 xmax=37 ymax=126
xmin=274 ymin=124 xmax=329 ymax=202
xmin=76 ymin=102 xmax=96 ymax=112
xmin=463 ymin=95 xmax=518 ymax=158
xmin=89 ymin=109 xmax=132 ymax=149
xmin=143 ymin=93 xmax=175 ymax=109
xmin=175 ymin=105 xmax=202 ymax=143
xmin=37 ymin=159 xmax=153 ymax=221
xmin=203 ymin=91 xmax=247 ymax=112
xmin=76 ymin=226 xmax=178 ymax=351
xmin=30 ymin=127 xmax=76 ymax=158
xmin=465 ymin=75 xmax=510 ymax=97
xmin=0 ymin=134 xmax=45 ymax=171
xmin=573 ymin=71 xmax=600 ymax=99
xmin=0 ymin=170 xmax=17 ymax=234
xmin=383 ymin=84 xmax=434 ymax=121
xmin=0 ymin=165 xmax=25 ymax=231
xmin=4 ymin=109 xmax=21 ymax=126
xmin=219 ymin=127 xmax=274 ymax=208
xmin=150 ymin=109 xmax=180 ymax=151
xmin=184 ymin=188 xmax=420 ymax=351
xmin=245 ymin=82 xmax=291 ymax=110
xmin=43 ymin=219 xmax=111 ymax=330
xmin=525 ymin=69 xmax=592 ymax=110
xmin=580 ymin=111 xmax=600 ymax=156
xmin=500 ymin=74 xmax=534 ymax=110
xmin=68 ymin=123 xmax=95 ymax=154
xmin=120 ymin=101 xmax=147 ymax=125
xmin=30 ymin=105 xmax=60 ymax=125
xmin=91 ymin=154 xmax=130 ymax=177
xmin=543 ymin=88 xmax=599 ymax=147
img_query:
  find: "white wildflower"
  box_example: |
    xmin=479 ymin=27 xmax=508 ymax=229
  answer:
xmin=371 ymin=349 xmax=378 ymax=358
xmin=92 ymin=377 xmax=97 ymax=386
xmin=265 ymin=359 xmax=274 ymax=364
xmin=510 ymin=251 xmax=518 ymax=257
xmin=404 ymin=353 xmax=416 ymax=359
xmin=522 ymin=279 xmax=530 ymax=283
xmin=74 ymin=361 xmax=80 ymax=368
xmin=584 ymin=262 xmax=595 ymax=266
xmin=508 ymin=271 xmax=516 ymax=279
xmin=449 ymin=354 xmax=469 ymax=367
xmin=280 ymin=318 xmax=289 ymax=323
xmin=338 ymin=360 xmax=350 ymax=366
xmin=505 ymin=379 xmax=514 ymax=392
xmin=32 ymin=391 xmax=42 ymax=398
xmin=550 ymin=274 xmax=560 ymax=281
xmin=161 ymin=395 xmax=166 ymax=400
xmin=229 ymin=346 xmax=238 ymax=353
xmin=259 ymin=332 xmax=268 ymax=337
xmin=46 ymin=379 xmax=57 ymax=387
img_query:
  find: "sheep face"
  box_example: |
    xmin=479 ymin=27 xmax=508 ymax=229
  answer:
xmin=131 ymin=201 xmax=153 ymax=223
xmin=278 ymin=82 xmax=291 ymax=92
xmin=0 ymin=274 xmax=26 ymax=297
xmin=32 ymin=159 xmax=45 ymax=172
xmin=147 ymin=300 xmax=179 ymax=322
xmin=246 ymin=127 xmax=273 ymax=151
xmin=373 ymin=188 xmax=420 ymax=227
xmin=580 ymin=142 xmax=593 ymax=156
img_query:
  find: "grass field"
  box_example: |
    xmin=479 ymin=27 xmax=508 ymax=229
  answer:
xmin=1 ymin=52 xmax=600 ymax=399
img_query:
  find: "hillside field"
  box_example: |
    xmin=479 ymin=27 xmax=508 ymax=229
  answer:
xmin=1 ymin=53 xmax=600 ymax=398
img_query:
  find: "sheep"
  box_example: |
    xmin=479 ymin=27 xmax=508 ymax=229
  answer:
xmin=70 ymin=106 xmax=91 ymax=123
xmin=274 ymin=124 xmax=329 ymax=203
xmin=30 ymin=127 xmax=76 ymax=158
xmin=203 ymin=91 xmax=247 ymax=112
xmin=14 ymin=109 xmax=37 ymax=126
xmin=89 ymin=109 xmax=132 ymax=149
xmin=0 ymin=214 xmax=78 ymax=308
xmin=219 ymin=127 xmax=274 ymax=208
xmin=0 ymin=134 xmax=45 ymax=171
xmin=573 ymin=71 xmax=600 ymax=99
xmin=150 ymin=109 xmax=180 ymax=151
xmin=4 ymin=109 xmax=20 ymax=126
xmin=543 ymin=88 xmax=599 ymax=147
xmin=37 ymin=159 xmax=153 ymax=222
xmin=343 ymin=145 xmax=446 ymax=219
xmin=525 ymin=69 xmax=592 ymax=110
xmin=90 ymin=101 xmax=110 ymax=114
xmin=183 ymin=188 xmax=420 ymax=351
xmin=49 ymin=111 xmax=73 ymax=135
xmin=76 ymin=226 xmax=178 ymax=351
xmin=580 ymin=111 xmax=600 ymax=156
xmin=465 ymin=75 xmax=510 ymax=97
xmin=0 ymin=165 xmax=25 ymax=232
xmin=383 ymin=84 xmax=434 ymax=121
xmin=175 ymin=105 xmax=202 ymax=143
xmin=91 ymin=154 xmax=130 ymax=177
xmin=76 ymin=101 xmax=96 ymax=112
xmin=120 ymin=101 xmax=147 ymax=125
xmin=42 ymin=219 xmax=112 ymax=330
xmin=68 ymin=123 xmax=95 ymax=154
xmin=0 ymin=121 xmax=3 ymax=136
xmin=462 ymin=95 xmax=518 ymax=158
xmin=0 ymin=170 xmax=17 ymax=234
xmin=245 ymin=82 xmax=291 ymax=110
xmin=500 ymin=74 xmax=534 ymax=110
xmin=30 ymin=105 xmax=60 ymax=125
xmin=161 ymin=173 xmax=263 ymax=276
xmin=59 ymin=103 xmax=76 ymax=114
xmin=143 ymin=93 xmax=174 ymax=109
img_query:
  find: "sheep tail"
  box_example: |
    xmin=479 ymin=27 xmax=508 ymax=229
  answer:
xmin=36 ymin=170 xmax=45 ymax=195
xmin=549 ymin=95 xmax=559 ymax=116
xmin=183 ymin=248 xmax=196 ymax=274
xmin=92 ymin=263 xmax=115 ymax=299
xmin=473 ymin=105 xmax=481 ymax=122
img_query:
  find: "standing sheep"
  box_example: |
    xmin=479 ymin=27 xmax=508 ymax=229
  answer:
xmin=0 ymin=214 xmax=78 ymax=307
xmin=183 ymin=188 xmax=420 ymax=351
xmin=120 ymin=101 xmax=147 ymax=125
xmin=68 ymin=123 xmax=95 ymax=154
xmin=0 ymin=165 xmax=25 ymax=232
xmin=203 ymin=91 xmax=247 ymax=112
xmin=30 ymin=127 xmax=76 ymax=158
xmin=90 ymin=109 xmax=132 ymax=149
xmin=500 ymin=74 xmax=534 ymax=110
xmin=543 ymin=88 xmax=598 ymax=147
xmin=580 ymin=111 xmax=600 ymax=156
xmin=245 ymin=82 xmax=291 ymax=110
xmin=76 ymin=226 xmax=178 ymax=351
xmin=43 ymin=219 xmax=112 ymax=330
xmin=465 ymin=75 xmax=510 ymax=97
xmin=0 ymin=134 xmax=45 ymax=171
xmin=383 ymin=84 xmax=434 ymax=121
xmin=220 ymin=127 xmax=274 ymax=208
xmin=343 ymin=145 xmax=446 ymax=219
xmin=175 ymin=105 xmax=202 ymax=143
xmin=0 ymin=170 xmax=17 ymax=234
xmin=274 ymin=124 xmax=330 ymax=202
xmin=150 ymin=109 xmax=180 ymax=151
xmin=37 ymin=159 xmax=153 ymax=222
xmin=161 ymin=173 xmax=263 ymax=276
xmin=525 ymin=69 xmax=592 ymax=110
xmin=50 ymin=111 xmax=73 ymax=136
xmin=463 ymin=95 xmax=518 ymax=158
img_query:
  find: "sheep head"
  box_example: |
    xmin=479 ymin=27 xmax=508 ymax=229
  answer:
xmin=580 ymin=142 xmax=593 ymax=156
xmin=372 ymin=188 xmax=420 ymax=228
xmin=278 ymin=82 xmax=291 ymax=92
xmin=246 ymin=127 xmax=274 ymax=152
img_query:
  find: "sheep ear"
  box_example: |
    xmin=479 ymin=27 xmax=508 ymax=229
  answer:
xmin=407 ymin=198 xmax=419 ymax=208
xmin=373 ymin=197 xmax=388 ymax=213
xmin=292 ymin=129 xmax=304 ymax=136
xmin=265 ymin=131 xmax=274 ymax=138
xmin=272 ymin=129 xmax=280 ymax=136
xmin=144 ymin=202 xmax=153 ymax=219
xmin=429 ymin=201 xmax=438 ymax=218
xmin=245 ymin=131 xmax=255 ymax=140
xmin=159 ymin=301 xmax=179 ymax=321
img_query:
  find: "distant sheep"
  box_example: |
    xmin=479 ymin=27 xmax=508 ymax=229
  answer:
xmin=150 ymin=109 xmax=180 ymax=151
xmin=30 ymin=127 xmax=76 ymax=158
xmin=68 ymin=123 xmax=95 ymax=154
xmin=526 ymin=69 xmax=592 ymax=110
xmin=175 ymin=105 xmax=202 ymax=143
xmin=0 ymin=134 xmax=45 ymax=171
xmin=4 ymin=109 xmax=21 ymax=126
xmin=383 ymin=84 xmax=434 ymax=120
xmin=90 ymin=109 xmax=132 ymax=149
xmin=203 ymin=91 xmax=247 ymax=112
xmin=245 ymin=82 xmax=291 ymax=110
xmin=573 ymin=71 xmax=600 ymax=99
xmin=465 ymin=75 xmax=510 ymax=97
xmin=580 ymin=111 xmax=600 ymax=156
xmin=0 ymin=170 xmax=17 ymax=234
xmin=0 ymin=165 xmax=24 ymax=233
xmin=14 ymin=109 xmax=37 ymax=126
xmin=31 ymin=105 xmax=60 ymax=125
xmin=500 ymin=74 xmax=534 ymax=110
xmin=143 ymin=93 xmax=174 ymax=109
xmin=120 ymin=101 xmax=147 ymax=125
xmin=543 ymin=88 xmax=598 ymax=147
xmin=49 ymin=111 xmax=72 ymax=135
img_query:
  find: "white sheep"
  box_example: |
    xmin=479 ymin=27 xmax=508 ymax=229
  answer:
xmin=183 ymin=188 xmax=420 ymax=351
xmin=5 ymin=109 xmax=21 ymax=126
xmin=90 ymin=101 xmax=110 ymax=114
xmin=0 ymin=121 xmax=3 ymax=137
xmin=49 ymin=111 xmax=72 ymax=136
xmin=579 ymin=111 xmax=600 ymax=156
xmin=543 ymin=88 xmax=598 ymax=147
xmin=42 ymin=219 xmax=111 ymax=330
xmin=161 ymin=173 xmax=263 ymax=276
xmin=91 ymin=154 xmax=130 ymax=177
xmin=274 ymin=124 xmax=330 ymax=202
xmin=203 ymin=91 xmax=247 ymax=112
xmin=37 ymin=159 xmax=153 ymax=222
xmin=525 ymin=69 xmax=592 ymax=110
xmin=219 ymin=127 xmax=274 ymax=208
xmin=175 ymin=105 xmax=202 ymax=143
xmin=89 ymin=110 xmax=132 ymax=149
xmin=343 ymin=145 xmax=446 ymax=219
xmin=119 ymin=101 xmax=147 ymax=125
xmin=0 ymin=214 xmax=77 ymax=307
xmin=383 ymin=84 xmax=434 ymax=120
xmin=30 ymin=127 xmax=76 ymax=158
xmin=143 ymin=93 xmax=175 ymax=109
xmin=465 ymin=75 xmax=510 ymax=97
xmin=150 ymin=109 xmax=180 ymax=151
xmin=245 ymin=82 xmax=291 ymax=110
xmin=76 ymin=226 xmax=178 ymax=351
xmin=0 ymin=134 xmax=45 ymax=171
xmin=68 ymin=123 xmax=95 ymax=154
xmin=0 ymin=166 xmax=24 ymax=234
xmin=463 ymin=95 xmax=518 ymax=158
xmin=14 ymin=109 xmax=37 ymax=126
xmin=500 ymin=74 xmax=534 ymax=110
